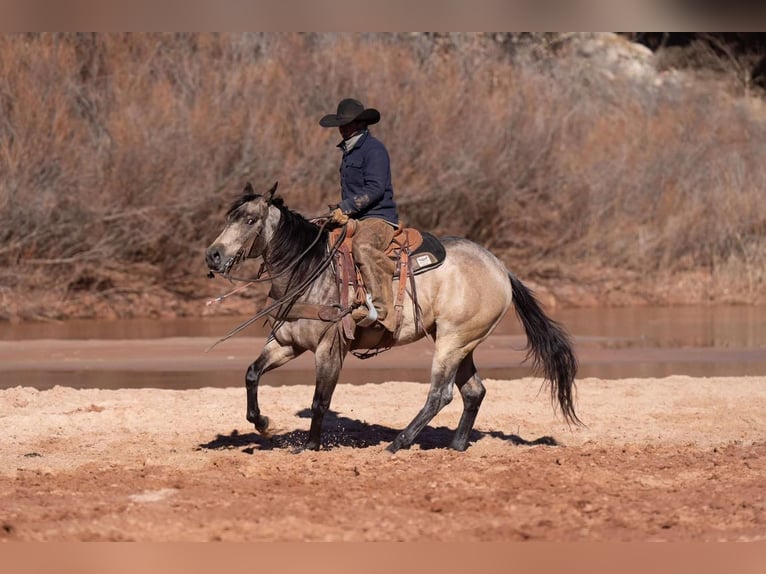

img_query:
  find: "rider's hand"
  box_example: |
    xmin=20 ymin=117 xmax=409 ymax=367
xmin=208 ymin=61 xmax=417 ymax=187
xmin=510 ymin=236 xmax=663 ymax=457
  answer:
xmin=330 ymin=208 xmax=349 ymax=225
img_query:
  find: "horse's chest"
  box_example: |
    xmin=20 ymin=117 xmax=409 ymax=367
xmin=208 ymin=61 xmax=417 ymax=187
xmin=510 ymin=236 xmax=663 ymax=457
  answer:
xmin=269 ymin=320 xmax=324 ymax=351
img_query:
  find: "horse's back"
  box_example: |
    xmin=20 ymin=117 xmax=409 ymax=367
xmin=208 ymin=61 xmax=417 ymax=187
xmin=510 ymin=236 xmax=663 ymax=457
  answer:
xmin=430 ymin=236 xmax=514 ymax=316
xmin=391 ymin=237 xmax=513 ymax=344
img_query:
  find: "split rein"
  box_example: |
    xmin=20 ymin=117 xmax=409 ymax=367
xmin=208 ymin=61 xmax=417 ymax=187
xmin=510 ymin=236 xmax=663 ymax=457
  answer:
xmin=206 ymin=217 xmax=331 ymax=305
xmin=206 ymin=218 xmax=347 ymax=351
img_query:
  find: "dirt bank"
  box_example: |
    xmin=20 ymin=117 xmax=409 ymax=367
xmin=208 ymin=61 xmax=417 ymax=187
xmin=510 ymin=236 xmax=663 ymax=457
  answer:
xmin=1 ymin=375 xmax=764 ymax=541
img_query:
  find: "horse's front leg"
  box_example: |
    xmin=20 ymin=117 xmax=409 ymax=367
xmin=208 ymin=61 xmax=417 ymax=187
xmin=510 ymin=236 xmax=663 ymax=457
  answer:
xmin=246 ymin=335 xmax=303 ymax=436
xmin=304 ymin=333 xmax=347 ymax=451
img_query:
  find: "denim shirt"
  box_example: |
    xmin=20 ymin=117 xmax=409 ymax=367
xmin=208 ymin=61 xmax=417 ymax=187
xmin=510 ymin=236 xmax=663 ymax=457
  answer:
xmin=337 ymin=130 xmax=399 ymax=225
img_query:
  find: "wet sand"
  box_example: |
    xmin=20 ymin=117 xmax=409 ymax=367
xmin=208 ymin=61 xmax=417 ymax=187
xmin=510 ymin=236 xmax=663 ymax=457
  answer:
xmin=2 ymin=333 xmax=766 ymax=390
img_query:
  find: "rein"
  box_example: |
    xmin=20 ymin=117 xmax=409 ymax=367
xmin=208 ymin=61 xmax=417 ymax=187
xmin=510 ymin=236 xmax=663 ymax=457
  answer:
xmin=206 ymin=217 xmax=331 ymax=306
xmin=206 ymin=222 xmax=347 ymax=351
xmin=213 ymin=217 xmax=332 ymax=284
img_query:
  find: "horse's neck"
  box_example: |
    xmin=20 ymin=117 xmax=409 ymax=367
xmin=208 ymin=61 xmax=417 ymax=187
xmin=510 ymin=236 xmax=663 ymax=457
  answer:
xmin=260 ymin=204 xmax=285 ymax=286
xmin=263 ymin=206 xmax=336 ymax=302
xmin=270 ymin=264 xmax=336 ymax=302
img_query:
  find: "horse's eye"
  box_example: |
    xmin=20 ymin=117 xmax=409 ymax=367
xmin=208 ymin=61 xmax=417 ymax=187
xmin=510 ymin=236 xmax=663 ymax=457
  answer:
xmin=246 ymin=218 xmax=255 ymax=225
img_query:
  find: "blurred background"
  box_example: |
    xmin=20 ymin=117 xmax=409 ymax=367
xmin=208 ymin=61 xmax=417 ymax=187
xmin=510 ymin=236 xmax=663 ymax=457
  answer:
xmin=1 ymin=32 xmax=765 ymax=321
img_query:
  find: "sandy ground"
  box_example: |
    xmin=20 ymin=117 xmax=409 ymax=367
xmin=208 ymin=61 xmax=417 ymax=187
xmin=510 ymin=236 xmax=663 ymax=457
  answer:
xmin=1 ymin=337 xmax=765 ymax=542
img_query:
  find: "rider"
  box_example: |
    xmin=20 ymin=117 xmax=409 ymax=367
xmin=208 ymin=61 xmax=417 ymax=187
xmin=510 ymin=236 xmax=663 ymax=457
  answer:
xmin=319 ymin=98 xmax=399 ymax=332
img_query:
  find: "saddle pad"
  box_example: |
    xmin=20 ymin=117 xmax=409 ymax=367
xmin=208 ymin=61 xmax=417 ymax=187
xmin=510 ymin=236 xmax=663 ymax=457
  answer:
xmin=392 ymin=231 xmax=446 ymax=278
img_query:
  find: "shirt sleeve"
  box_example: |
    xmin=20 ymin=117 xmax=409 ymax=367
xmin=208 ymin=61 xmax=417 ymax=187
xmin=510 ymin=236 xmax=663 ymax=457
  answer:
xmin=338 ymin=145 xmax=389 ymax=215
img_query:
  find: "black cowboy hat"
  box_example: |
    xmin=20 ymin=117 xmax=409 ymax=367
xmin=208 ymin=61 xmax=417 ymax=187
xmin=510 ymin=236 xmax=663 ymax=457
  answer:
xmin=319 ymin=98 xmax=380 ymax=127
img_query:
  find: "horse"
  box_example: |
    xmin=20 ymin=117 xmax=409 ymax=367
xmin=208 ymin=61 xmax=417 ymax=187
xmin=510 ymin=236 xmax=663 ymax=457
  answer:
xmin=205 ymin=182 xmax=581 ymax=453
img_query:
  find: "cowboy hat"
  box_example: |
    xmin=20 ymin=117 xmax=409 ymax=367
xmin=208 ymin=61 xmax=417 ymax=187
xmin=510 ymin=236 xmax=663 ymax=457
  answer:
xmin=319 ymin=98 xmax=380 ymax=127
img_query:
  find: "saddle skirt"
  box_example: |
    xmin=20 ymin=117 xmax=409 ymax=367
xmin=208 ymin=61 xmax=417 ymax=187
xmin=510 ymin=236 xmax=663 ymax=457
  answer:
xmin=387 ymin=228 xmax=446 ymax=278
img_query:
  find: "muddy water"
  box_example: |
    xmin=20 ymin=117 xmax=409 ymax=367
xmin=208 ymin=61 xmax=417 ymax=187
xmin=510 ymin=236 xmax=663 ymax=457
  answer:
xmin=1 ymin=306 xmax=766 ymax=389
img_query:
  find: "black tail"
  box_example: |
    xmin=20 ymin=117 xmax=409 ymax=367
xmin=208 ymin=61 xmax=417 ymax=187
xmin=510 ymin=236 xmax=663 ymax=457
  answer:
xmin=509 ymin=272 xmax=582 ymax=426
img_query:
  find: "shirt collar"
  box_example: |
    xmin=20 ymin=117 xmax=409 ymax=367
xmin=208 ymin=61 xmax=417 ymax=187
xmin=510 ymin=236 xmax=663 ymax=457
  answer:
xmin=337 ymin=129 xmax=368 ymax=153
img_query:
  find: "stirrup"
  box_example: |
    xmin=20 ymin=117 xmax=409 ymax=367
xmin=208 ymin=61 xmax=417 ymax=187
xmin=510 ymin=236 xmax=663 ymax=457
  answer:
xmin=357 ymin=293 xmax=378 ymax=327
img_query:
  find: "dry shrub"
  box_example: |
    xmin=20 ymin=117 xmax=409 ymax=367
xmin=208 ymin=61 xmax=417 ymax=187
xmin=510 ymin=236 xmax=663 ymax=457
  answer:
xmin=1 ymin=32 xmax=765 ymax=309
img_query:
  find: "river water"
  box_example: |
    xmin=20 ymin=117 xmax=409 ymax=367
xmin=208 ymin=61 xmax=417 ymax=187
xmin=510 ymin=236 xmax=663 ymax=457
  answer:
xmin=1 ymin=306 xmax=765 ymax=389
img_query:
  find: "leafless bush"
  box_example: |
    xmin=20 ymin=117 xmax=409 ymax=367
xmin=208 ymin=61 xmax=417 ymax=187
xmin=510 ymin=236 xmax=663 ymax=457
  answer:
xmin=1 ymin=33 xmax=764 ymax=307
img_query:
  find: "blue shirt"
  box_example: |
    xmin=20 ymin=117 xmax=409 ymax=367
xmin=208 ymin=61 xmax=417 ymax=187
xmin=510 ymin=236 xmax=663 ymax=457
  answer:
xmin=337 ymin=130 xmax=399 ymax=225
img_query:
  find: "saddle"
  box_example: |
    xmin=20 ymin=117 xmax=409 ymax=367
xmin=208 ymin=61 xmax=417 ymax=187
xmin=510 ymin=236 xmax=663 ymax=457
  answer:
xmin=331 ymin=222 xmax=446 ymax=277
xmin=330 ymin=221 xmax=446 ymax=340
xmin=267 ymin=220 xmax=446 ymax=345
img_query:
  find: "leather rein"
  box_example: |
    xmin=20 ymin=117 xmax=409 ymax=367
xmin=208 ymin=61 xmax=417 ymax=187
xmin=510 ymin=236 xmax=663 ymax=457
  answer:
xmin=206 ymin=217 xmax=347 ymax=351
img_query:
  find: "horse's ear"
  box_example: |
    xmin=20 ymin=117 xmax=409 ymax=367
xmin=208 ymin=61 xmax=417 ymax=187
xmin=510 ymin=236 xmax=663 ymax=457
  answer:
xmin=244 ymin=181 xmax=255 ymax=195
xmin=267 ymin=181 xmax=278 ymax=203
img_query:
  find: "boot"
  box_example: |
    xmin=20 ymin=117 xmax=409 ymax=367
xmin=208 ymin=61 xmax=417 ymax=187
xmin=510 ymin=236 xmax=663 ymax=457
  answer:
xmin=351 ymin=304 xmax=374 ymax=324
xmin=355 ymin=259 xmax=395 ymax=331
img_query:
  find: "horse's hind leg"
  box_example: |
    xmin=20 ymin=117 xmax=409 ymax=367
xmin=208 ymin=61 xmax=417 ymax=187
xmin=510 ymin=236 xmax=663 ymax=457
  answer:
xmin=387 ymin=340 xmax=473 ymax=453
xmin=450 ymin=352 xmax=486 ymax=451
xmin=246 ymin=336 xmax=303 ymax=436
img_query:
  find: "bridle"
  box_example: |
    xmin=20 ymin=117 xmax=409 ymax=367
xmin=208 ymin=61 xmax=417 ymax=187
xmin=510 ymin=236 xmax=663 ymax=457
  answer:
xmin=206 ymin=212 xmax=347 ymax=350
xmin=212 ymin=215 xmax=332 ymax=285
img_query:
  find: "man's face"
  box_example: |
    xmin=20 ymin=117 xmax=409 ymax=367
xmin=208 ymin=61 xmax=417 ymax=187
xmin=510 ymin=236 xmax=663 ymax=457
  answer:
xmin=339 ymin=120 xmax=364 ymax=140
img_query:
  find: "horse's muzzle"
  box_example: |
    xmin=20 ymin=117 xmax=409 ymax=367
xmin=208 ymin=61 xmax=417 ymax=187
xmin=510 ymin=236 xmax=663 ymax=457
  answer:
xmin=206 ymin=245 xmax=225 ymax=272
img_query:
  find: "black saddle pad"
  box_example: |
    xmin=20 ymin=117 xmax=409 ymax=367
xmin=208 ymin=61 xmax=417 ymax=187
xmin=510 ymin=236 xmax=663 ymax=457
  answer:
xmin=392 ymin=231 xmax=446 ymax=278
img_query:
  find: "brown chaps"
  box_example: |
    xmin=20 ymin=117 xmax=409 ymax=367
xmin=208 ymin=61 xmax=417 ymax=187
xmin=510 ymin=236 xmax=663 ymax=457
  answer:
xmin=352 ymin=218 xmax=397 ymax=330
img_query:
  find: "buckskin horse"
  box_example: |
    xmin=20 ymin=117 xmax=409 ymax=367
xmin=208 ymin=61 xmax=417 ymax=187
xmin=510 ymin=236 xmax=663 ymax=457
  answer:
xmin=205 ymin=182 xmax=580 ymax=452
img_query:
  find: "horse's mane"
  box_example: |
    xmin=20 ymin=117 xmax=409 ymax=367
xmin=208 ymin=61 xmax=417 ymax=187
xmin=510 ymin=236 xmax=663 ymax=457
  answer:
xmin=228 ymin=193 xmax=329 ymax=287
xmin=268 ymin=198 xmax=329 ymax=284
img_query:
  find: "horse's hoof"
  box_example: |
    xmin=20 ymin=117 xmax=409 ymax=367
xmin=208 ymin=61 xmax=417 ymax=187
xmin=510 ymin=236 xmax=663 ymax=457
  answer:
xmin=303 ymin=440 xmax=321 ymax=451
xmin=253 ymin=415 xmax=273 ymax=438
xmin=387 ymin=431 xmax=413 ymax=453
xmin=387 ymin=438 xmax=409 ymax=454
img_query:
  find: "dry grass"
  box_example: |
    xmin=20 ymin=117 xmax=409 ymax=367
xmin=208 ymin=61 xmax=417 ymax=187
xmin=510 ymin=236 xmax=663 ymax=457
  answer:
xmin=1 ymin=33 xmax=765 ymax=318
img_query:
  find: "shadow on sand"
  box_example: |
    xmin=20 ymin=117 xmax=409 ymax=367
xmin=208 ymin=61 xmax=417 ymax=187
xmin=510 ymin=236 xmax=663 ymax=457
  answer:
xmin=197 ymin=408 xmax=558 ymax=453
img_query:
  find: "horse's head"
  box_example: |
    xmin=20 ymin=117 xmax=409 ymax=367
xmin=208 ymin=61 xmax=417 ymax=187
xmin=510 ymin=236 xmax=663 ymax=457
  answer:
xmin=206 ymin=181 xmax=279 ymax=276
